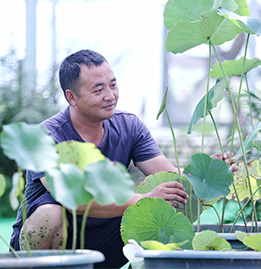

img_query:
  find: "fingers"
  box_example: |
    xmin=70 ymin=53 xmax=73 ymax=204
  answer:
xmin=148 ymin=181 xmax=189 ymax=208
xmin=211 ymin=151 xmax=238 ymax=172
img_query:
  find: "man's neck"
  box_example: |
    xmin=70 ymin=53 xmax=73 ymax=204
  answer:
xmin=69 ymin=106 xmax=104 ymax=146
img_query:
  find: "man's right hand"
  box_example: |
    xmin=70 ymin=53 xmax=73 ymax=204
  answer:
xmin=144 ymin=181 xmax=189 ymax=208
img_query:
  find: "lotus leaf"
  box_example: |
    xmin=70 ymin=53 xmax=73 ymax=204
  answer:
xmin=192 ymin=230 xmax=231 ymax=250
xmin=164 ymin=0 xmax=245 ymax=54
xmin=226 ymin=160 xmax=261 ymax=201
xmin=136 ymin=171 xmax=201 ymax=223
xmin=83 ymin=158 xmax=134 ymax=206
xmin=0 ymin=122 xmax=59 ymax=172
xmin=183 ymin=153 xmax=234 ymax=199
xmin=56 ymin=141 xmax=105 ymax=170
xmin=211 ymin=57 xmax=261 ymax=78
xmin=46 ymin=163 xmax=93 ymax=210
xmin=121 ymin=197 xmax=194 ymax=250
xmin=141 ymin=239 xmax=188 ymax=251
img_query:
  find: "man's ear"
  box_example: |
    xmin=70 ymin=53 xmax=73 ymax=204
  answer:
xmin=66 ymin=89 xmax=77 ymax=106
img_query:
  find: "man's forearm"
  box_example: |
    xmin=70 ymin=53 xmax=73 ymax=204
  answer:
xmin=76 ymin=193 xmax=145 ymax=218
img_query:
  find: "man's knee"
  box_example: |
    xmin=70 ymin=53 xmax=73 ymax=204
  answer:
xmin=19 ymin=204 xmax=67 ymax=250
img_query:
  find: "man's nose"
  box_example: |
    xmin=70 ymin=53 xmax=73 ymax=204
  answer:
xmin=104 ymin=88 xmax=115 ymax=100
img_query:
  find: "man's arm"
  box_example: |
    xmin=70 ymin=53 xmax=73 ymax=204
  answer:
xmin=135 ymin=154 xmax=180 ymax=176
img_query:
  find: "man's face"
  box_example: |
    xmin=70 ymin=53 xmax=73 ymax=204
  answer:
xmin=73 ymin=62 xmax=119 ymax=122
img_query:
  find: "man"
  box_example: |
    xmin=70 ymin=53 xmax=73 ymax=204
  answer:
xmin=10 ymin=49 xmax=237 ymax=269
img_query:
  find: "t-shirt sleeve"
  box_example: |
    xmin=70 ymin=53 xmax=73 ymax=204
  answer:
xmin=131 ymin=117 xmax=162 ymax=163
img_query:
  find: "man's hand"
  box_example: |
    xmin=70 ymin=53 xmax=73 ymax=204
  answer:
xmin=211 ymin=151 xmax=238 ymax=172
xmin=144 ymin=181 xmax=189 ymax=208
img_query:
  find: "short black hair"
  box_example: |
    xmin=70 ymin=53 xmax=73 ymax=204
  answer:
xmin=59 ymin=49 xmax=107 ymax=99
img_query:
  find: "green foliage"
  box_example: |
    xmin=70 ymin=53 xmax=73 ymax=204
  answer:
xmin=0 ymin=176 xmax=17 ymax=218
xmin=1 ymin=122 xmax=59 ymax=172
xmin=187 ymin=79 xmax=227 ymax=134
xmin=192 ymin=230 xmax=231 ymax=250
xmin=121 ymin=197 xmax=194 ymax=250
xmin=136 ymin=172 xmax=201 ymax=223
xmin=0 ymin=48 xmax=62 ymax=217
xmin=164 ymin=0 xmax=245 ymax=54
xmin=183 ymin=153 xmax=234 ymax=199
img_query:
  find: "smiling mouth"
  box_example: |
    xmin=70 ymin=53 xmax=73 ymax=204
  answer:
xmin=103 ymin=103 xmax=115 ymax=110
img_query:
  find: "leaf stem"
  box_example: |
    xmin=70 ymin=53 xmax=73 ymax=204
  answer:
xmin=72 ymin=210 xmax=77 ymax=252
xmin=210 ymin=37 xmax=258 ymax=232
xmin=62 ymin=206 xmax=68 ymax=251
xmin=80 ymin=199 xmax=94 ymax=250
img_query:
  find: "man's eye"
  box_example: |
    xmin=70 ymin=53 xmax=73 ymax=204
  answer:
xmin=94 ymin=89 xmax=102 ymax=93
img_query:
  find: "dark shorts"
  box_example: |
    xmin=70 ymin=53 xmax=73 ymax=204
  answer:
xmin=10 ymin=192 xmax=127 ymax=269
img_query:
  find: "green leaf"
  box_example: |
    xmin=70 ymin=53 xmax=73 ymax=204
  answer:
xmin=226 ymin=160 xmax=261 ymax=201
xmin=83 ymin=158 xmax=135 ymax=206
xmin=183 ymin=153 xmax=234 ymax=199
xmin=0 ymin=174 xmax=6 ymax=198
xmin=243 ymin=234 xmax=261 ymax=251
xmin=211 ymin=57 xmax=261 ymax=78
xmin=156 ymin=88 xmax=168 ymax=120
xmin=192 ymin=230 xmax=231 ymax=250
xmin=9 ymin=172 xmax=24 ymax=210
xmin=120 ymin=197 xmax=195 ymax=250
xmin=56 ymin=141 xmax=105 ymax=170
xmin=235 ymin=122 xmax=261 ymax=159
xmin=235 ymin=231 xmax=248 ymax=242
xmin=165 ymin=8 xmax=242 ymax=54
xmin=141 ymin=240 xmax=187 ymax=251
xmin=217 ymin=7 xmax=261 ymax=36
xmin=164 ymin=0 xmax=215 ymax=30
xmin=136 ymin=172 xmax=201 ymax=223
xmin=0 ymin=122 xmax=59 ymax=172
xmin=46 ymin=163 xmax=93 ymax=210
xmin=234 ymin=0 xmax=249 ymax=16
xmin=187 ymin=79 xmax=227 ymax=134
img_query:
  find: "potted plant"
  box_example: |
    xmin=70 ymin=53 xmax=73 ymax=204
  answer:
xmin=0 ymin=121 xmax=135 ymax=268
xmin=119 ymin=0 xmax=261 ymax=268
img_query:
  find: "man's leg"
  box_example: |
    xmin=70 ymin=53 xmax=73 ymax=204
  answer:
xmin=19 ymin=204 xmax=68 ymax=250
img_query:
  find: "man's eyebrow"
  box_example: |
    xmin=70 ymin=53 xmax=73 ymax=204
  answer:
xmin=92 ymin=78 xmax=116 ymax=89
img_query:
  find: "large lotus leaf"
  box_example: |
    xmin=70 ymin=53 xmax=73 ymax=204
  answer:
xmin=0 ymin=122 xmax=59 ymax=172
xmin=164 ymin=0 xmax=215 ymax=30
xmin=46 ymin=163 xmax=93 ymax=210
xmin=243 ymin=234 xmax=261 ymax=251
xmin=164 ymin=0 xmax=246 ymax=31
xmin=187 ymin=78 xmax=227 ymax=134
xmin=165 ymin=8 xmax=243 ymax=54
xmin=192 ymin=230 xmax=231 ymax=250
xmin=233 ymin=0 xmax=249 ymax=16
xmin=211 ymin=57 xmax=261 ymax=78
xmin=0 ymin=174 xmax=6 ymax=198
xmin=136 ymin=172 xmax=201 ymax=223
xmin=226 ymin=160 xmax=261 ymax=201
xmin=235 ymin=122 xmax=261 ymax=159
xmin=121 ymin=197 xmax=194 ymax=250
xmin=56 ymin=141 xmax=105 ymax=170
xmin=83 ymin=158 xmax=135 ymax=206
xmin=218 ymin=7 xmax=261 ymax=36
xmin=183 ymin=153 xmax=234 ymax=199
